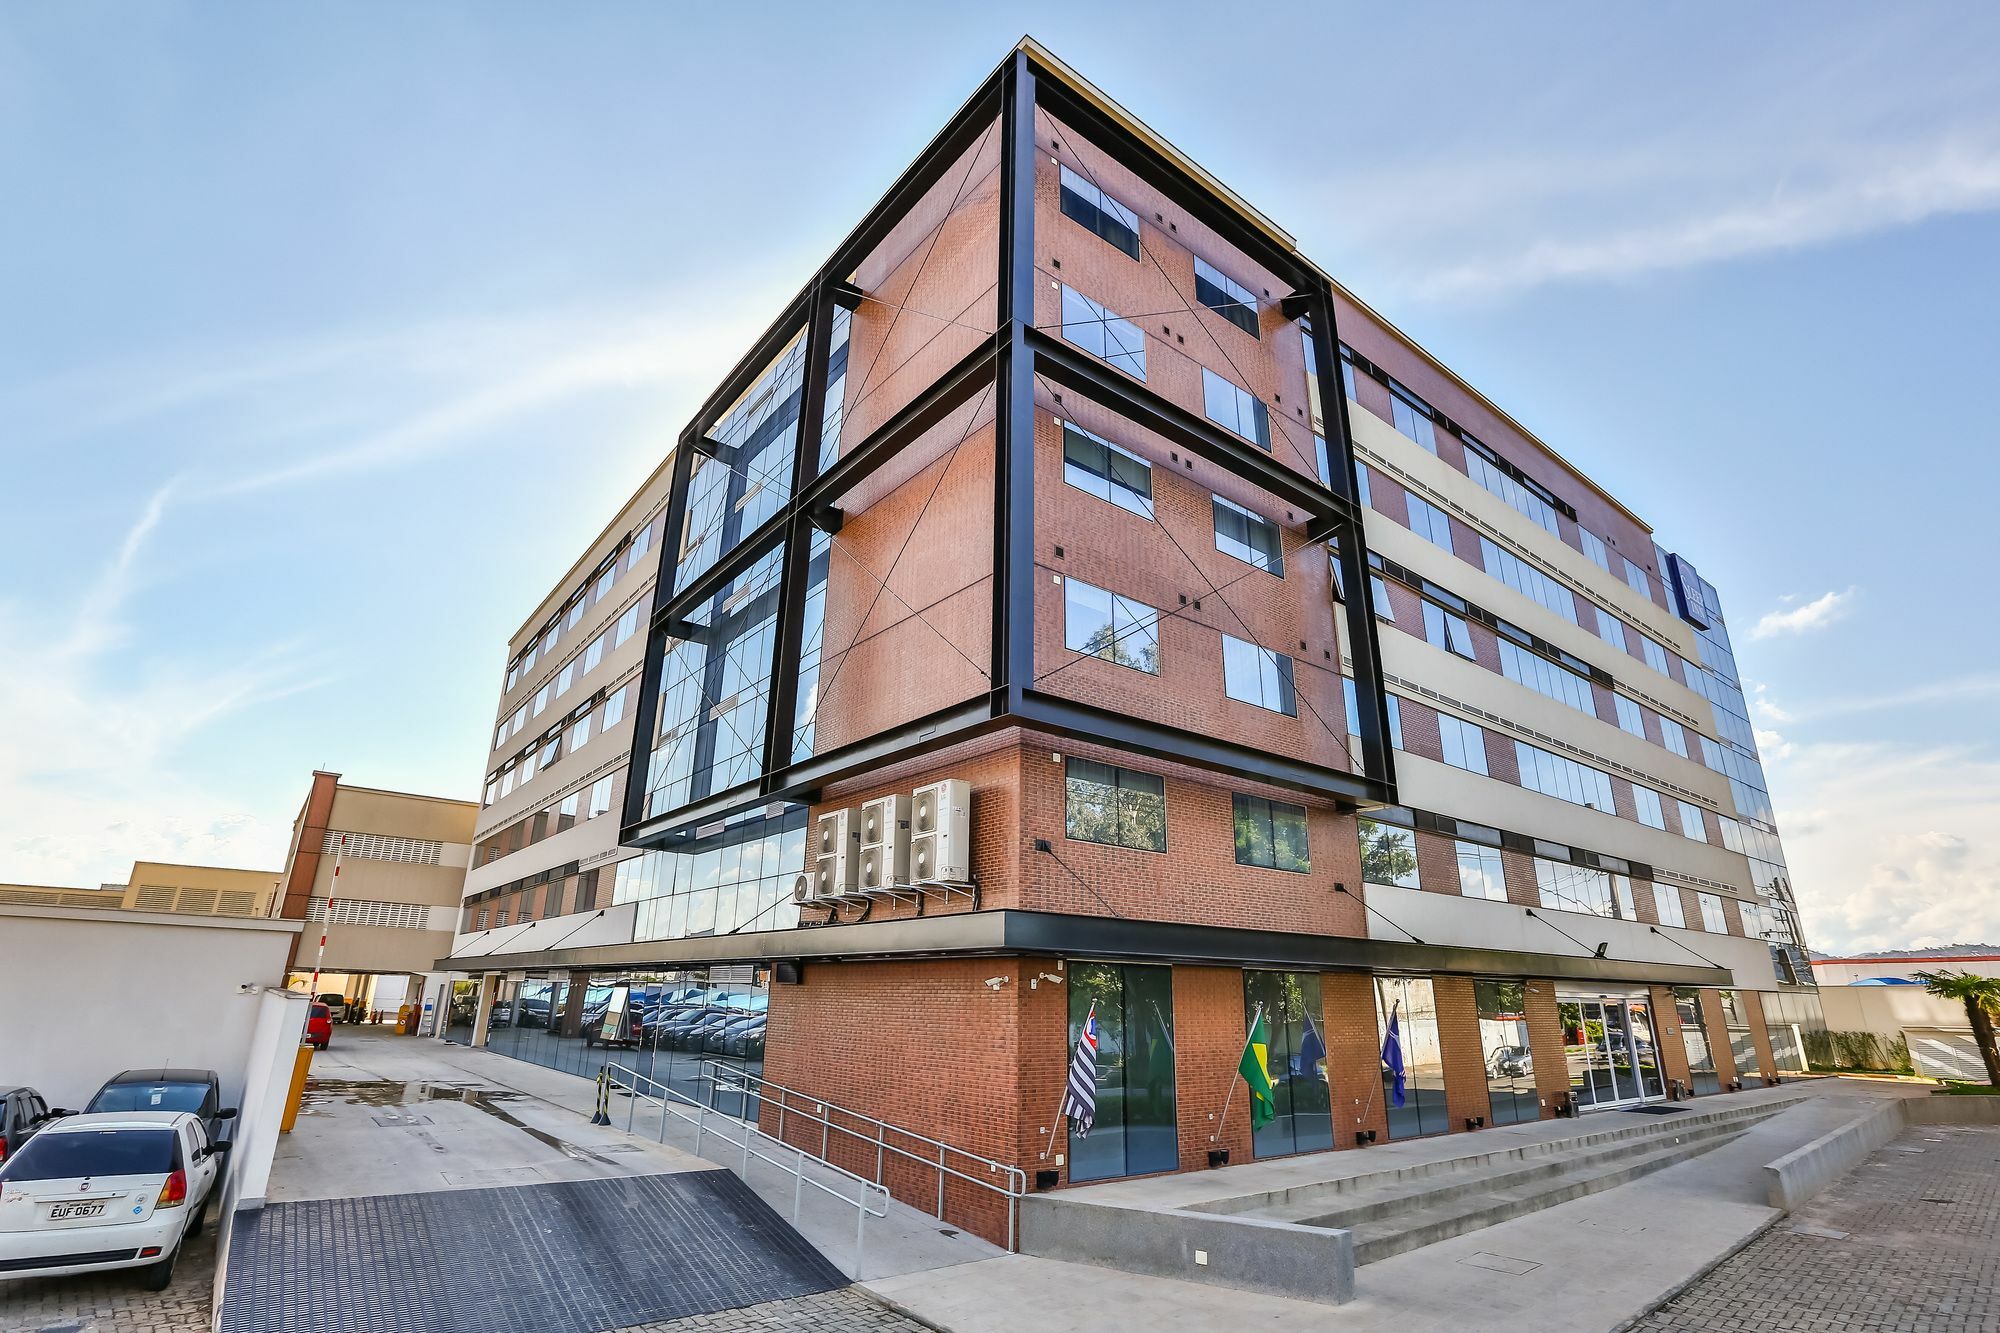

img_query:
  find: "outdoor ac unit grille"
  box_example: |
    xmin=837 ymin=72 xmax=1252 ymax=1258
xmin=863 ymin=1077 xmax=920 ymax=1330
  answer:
xmin=323 ymin=830 xmax=446 ymax=866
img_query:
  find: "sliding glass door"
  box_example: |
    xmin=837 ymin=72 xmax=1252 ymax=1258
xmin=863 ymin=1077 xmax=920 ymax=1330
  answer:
xmin=1557 ymin=990 xmax=1665 ymax=1110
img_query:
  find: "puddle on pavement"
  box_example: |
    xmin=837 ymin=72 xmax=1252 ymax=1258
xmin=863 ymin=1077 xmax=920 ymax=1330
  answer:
xmin=301 ymin=1078 xmax=617 ymax=1166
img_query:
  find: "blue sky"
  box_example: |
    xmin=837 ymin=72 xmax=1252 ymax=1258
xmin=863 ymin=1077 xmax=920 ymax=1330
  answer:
xmin=2 ymin=3 xmax=1995 ymax=951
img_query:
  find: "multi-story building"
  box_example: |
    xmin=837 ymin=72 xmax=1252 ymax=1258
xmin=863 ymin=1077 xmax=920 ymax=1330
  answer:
xmin=0 ymin=862 xmax=281 ymax=917
xmin=273 ymin=770 xmax=477 ymax=1023
xmin=442 ymin=39 xmax=1821 ymax=1240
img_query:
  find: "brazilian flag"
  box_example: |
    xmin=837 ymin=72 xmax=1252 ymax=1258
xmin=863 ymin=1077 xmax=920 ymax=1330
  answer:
xmin=1239 ymin=1008 xmax=1277 ymax=1130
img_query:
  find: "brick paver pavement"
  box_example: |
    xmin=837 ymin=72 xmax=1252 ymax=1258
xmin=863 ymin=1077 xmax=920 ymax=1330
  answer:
xmin=1630 ymin=1123 xmax=2000 ymax=1332
xmin=603 ymin=1288 xmax=929 ymax=1333
xmin=0 ymin=1226 xmax=214 ymax=1333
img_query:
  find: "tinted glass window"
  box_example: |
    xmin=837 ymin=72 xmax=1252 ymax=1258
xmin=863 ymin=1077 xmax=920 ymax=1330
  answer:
xmin=1 ymin=1129 xmax=177 ymax=1181
xmin=89 ymin=1082 xmax=207 ymax=1115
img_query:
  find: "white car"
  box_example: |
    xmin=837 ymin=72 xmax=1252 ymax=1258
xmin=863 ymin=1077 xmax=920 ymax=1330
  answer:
xmin=0 ymin=1111 xmax=227 ymax=1290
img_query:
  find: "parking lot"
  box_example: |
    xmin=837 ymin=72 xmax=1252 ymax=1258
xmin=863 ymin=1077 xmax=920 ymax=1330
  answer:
xmin=0 ymin=1224 xmax=214 ymax=1333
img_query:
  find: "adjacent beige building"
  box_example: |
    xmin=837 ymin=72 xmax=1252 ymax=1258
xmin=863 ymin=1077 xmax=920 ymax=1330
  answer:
xmin=275 ymin=771 xmax=477 ymax=1016
xmin=0 ymin=863 xmax=280 ymax=918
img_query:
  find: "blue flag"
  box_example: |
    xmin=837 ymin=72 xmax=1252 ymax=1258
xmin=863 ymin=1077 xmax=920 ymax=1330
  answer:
xmin=1381 ymin=1001 xmax=1406 ymax=1108
xmin=1298 ymin=1011 xmax=1327 ymax=1079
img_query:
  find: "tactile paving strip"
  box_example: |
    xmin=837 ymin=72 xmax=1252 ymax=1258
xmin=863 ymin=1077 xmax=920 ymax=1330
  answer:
xmin=219 ymin=1169 xmax=846 ymax=1333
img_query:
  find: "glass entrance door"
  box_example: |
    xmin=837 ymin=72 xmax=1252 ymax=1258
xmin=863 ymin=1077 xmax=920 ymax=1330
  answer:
xmin=1558 ymin=991 xmax=1666 ymax=1110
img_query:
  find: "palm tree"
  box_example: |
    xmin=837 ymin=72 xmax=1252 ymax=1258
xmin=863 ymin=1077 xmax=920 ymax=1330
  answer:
xmin=1913 ymin=969 xmax=2000 ymax=1086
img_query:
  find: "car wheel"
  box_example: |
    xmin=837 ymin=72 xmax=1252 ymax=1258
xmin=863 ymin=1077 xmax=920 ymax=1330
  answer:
xmin=142 ymin=1239 xmax=181 ymax=1291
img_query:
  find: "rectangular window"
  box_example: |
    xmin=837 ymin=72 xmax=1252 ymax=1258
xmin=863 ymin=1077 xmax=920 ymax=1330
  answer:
xmin=1243 ymin=971 xmax=1332 ymax=1158
xmin=1580 ymin=528 xmax=1611 ymax=573
xmin=1355 ymin=460 xmax=1372 ymax=508
xmin=1498 ymin=640 xmax=1594 ymax=714
xmin=1212 ymin=495 xmax=1285 ymax=575
xmin=483 ymin=778 xmax=498 ymax=806
xmin=1405 ymin=493 xmax=1454 ymax=551
xmin=1375 ymin=976 xmax=1447 ymax=1138
xmin=544 ymin=622 xmax=561 ymax=655
xmin=532 ymin=683 xmax=550 ymax=718
xmin=1201 ymin=368 xmax=1271 ymax=447
xmin=615 ymin=603 xmax=640 ymax=646
xmin=1464 ymin=445 xmax=1561 ymax=536
xmin=1594 ymin=605 xmax=1629 ymax=652
xmin=1061 ymin=422 xmax=1154 ymax=518
xmin=1422 ymin=602 xmax=1477 ymax=660
xmin=510 ymin=704 xmax=527 ymax=736
xmin=1359 ymin=816 xmax=1419 ymax=889
xmin=517 ymin=750 xmax=536 ymax=784
xmin=1634 ymin=785 xmax=1666 ymax=829
xmin=522 ymin=642 xmax=537 ymax=674
xmin=587 ymin=775 xmax=614 ymax=819
xmin=1222 ymin=634 xmax=1297 ymax=715
xmin=1641 ymin=634 xmax=1671 ymax=676
xmin=1476 ymin=980 xmax=1540 ymax=1126
xmin=1455 ymin=841 xmax=1507 ymax=901
xmin=602 ymin=683 xmax=629 ymax=728
xmin=1614 ymin=694 xmax=1646 ymax=737
xmin=1060 ymin=285 xmax=1146 ymax=380
xmin=1698 ymin=892 xmax=1728 ymax=933
xmin=494 ymin=722 xmax=508 ymax=751
xmin=1063 ymin=578 xmax=1160 ymax=674
xmin=1677 ymin=800 xmax=1707 ymax=841
xmin=1653 ymin=883 xmax=1687 ymax=928
xmin=1341 ymin=357 xmax=1358 ymax=400
xmin=1194 ymin=256 xmax=1259 ymax=338
xmin=1717 ymin=814 xmax=1746 ymax=853
xmin=1233 ymin=794 xmax=1310 ymax=873
xmin=1058 ymin=163 xmax=1141 ymax=260
xmin=1660 ymin=716 xmax=1689 ymax=758
xmin=1065 ymin=758 xmax=1166 ymax=852
xmin=1388 ymin=386 xmax=1437 ymax=453
xmin=585 ymin=633 xmax=606 ymax=673
xmin=1370 ymin=575 xmax=1396 ymax=620
xmin=506 ymin=660 xmax=521 ymax=690
xmin=1066 ymin=963 xmax=1178 ymax=1182
xmin=1514 ymin=741 xmax=1616 ymax=811
xmin=1438 ymin=715 xmax=1489 ymax=775
xmin=568 ymin=710 xmax=592 ymax=753
xmin=557 ymin=661 xmax=576 ymax=697
xmin=1481 ymin=538 xmax=1578 ymax=622
xmin=565 ymin=596 xmax=586 ymax=631
xmin=1534 ymin=859 xmax=1631 ymax=918
xmin=1623 ymin=556 xmax=1653 ymax=599
xmin=1344 ymin=679 xmax=1404 ymax=763
xmin=628 ymin=521 xmax=653 ymax=569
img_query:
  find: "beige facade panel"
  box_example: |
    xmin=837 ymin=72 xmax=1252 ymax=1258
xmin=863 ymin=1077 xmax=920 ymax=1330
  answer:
xmin=1397 ymin=753 xmax=1758 ymax=895
xmin=327 ymin=786 xmax=477 ymax=846
xmin=313 ymin=858 xmax=469 ymax=909
xmin=306 ymin=922 xmax=456 ymax=976
xmin=125 ymin=860 xmax=281 ymax=917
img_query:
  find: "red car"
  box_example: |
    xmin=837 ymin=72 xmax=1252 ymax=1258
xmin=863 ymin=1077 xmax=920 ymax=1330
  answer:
xmin=305 ymin=1003 xmax=333 ymax=1050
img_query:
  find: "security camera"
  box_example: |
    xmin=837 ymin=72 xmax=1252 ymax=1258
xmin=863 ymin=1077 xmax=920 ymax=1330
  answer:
xmin=984 ymin=976 xmax=1010 ymax=990
xmin=1037 ymin=973 xmax=1064 ymax=985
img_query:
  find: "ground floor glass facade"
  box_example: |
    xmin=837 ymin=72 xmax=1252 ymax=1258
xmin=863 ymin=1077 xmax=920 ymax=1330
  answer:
xmin=1243 ymin=970 xmax=1333 ymax=1158
xmin=1374 ymin=976 xmax=1448 ymax=1138
xmin=1475 ymin=980 xmax=1539 ymax=1125
xmin=1067 ymin=962 xmax=1179 ymax=1183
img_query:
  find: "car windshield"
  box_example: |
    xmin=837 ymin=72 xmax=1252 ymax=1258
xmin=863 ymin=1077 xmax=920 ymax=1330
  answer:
xmin=0 ymin=1128 xmax=177 ymax=1182
xmin=90 ymin=1083 xmax=207 ymax=1114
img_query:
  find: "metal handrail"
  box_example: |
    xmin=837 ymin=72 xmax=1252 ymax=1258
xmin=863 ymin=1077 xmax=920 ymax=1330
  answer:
xmin=602 ymin=1062 xmax=889 ymax=1277
xmin=701 ymin=1062 xmax=1028 ymax=1251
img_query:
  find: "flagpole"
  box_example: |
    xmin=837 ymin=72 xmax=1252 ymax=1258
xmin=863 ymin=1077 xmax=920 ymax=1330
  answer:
xmin=1042 ymin=1000 xmax=1094 ymax=1162
xmin=1213 ymin=1002 xmax=1263 ymax=1144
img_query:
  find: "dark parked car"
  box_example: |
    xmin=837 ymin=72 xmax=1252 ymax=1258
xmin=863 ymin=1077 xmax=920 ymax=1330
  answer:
xmin=85 ymin=1070 xmax=237 ymax=1149
xmin=721 ymin=1020 xmax=766 ymax=1060
xmin=705 ymin=1016 xmax=765 ymax=1057
xmin=0 ymin=1087 xmax=67 ymax=1166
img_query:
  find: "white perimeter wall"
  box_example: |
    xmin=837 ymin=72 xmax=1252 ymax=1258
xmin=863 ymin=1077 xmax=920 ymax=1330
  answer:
xmin=0 ymin=905 xmax=303 ymax=1109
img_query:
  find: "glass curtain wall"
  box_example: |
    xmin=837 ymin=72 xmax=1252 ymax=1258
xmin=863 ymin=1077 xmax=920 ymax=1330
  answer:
xmin=1242 ymin=971 xmax=1333 ymax=1158
xmin=1068 ymin=963 xmax=1179 ymax=1182
xmin=1719 ymin=990 xmax=1758 ymax=1079
xmin=1474 ymin=980 xmax=1540 ymax=1125
xmin=1374 ymin=977 xmax=1447 ymax=1138
xmin=445 ymin=966 xmax=770 ymax=1113
xmin=1674 ymin=988 xmax=1721 ymax=1094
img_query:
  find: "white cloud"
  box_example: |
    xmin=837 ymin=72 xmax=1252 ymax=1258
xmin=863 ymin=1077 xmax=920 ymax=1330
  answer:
xmin=0 ymin=495 xmax=328 ymax=888
xmin=1412 ymin=138 xmax=2000 ymax=299
xmin=1750 ymin=588 xmax=1856 ymax=641
xmin=1770 ymin=739 xmax=2000 ymax=954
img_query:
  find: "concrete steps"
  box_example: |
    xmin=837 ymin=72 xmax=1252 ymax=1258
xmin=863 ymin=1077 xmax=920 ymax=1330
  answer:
xmin=1228 ymin=1098 xmax=1800 ymax=1265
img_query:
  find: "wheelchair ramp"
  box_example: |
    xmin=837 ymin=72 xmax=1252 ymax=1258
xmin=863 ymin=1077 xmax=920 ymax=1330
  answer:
xmin=220 ymin=1169 xmax=845 ymax=1333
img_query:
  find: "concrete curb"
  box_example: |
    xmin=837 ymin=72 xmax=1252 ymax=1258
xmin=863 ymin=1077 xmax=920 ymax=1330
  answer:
xmin=1762 ymin=1099 xmax=1908 ymax=1211
xmin=1605 ymin=1211 xmax=1787 ymax=1333
xmin=858 ymin=1279 xmax=962 ymax=1333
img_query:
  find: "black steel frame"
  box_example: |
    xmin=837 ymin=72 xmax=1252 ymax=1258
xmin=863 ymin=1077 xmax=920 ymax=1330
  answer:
xmin=621 ymin=48 xmax=1396 ymax=850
